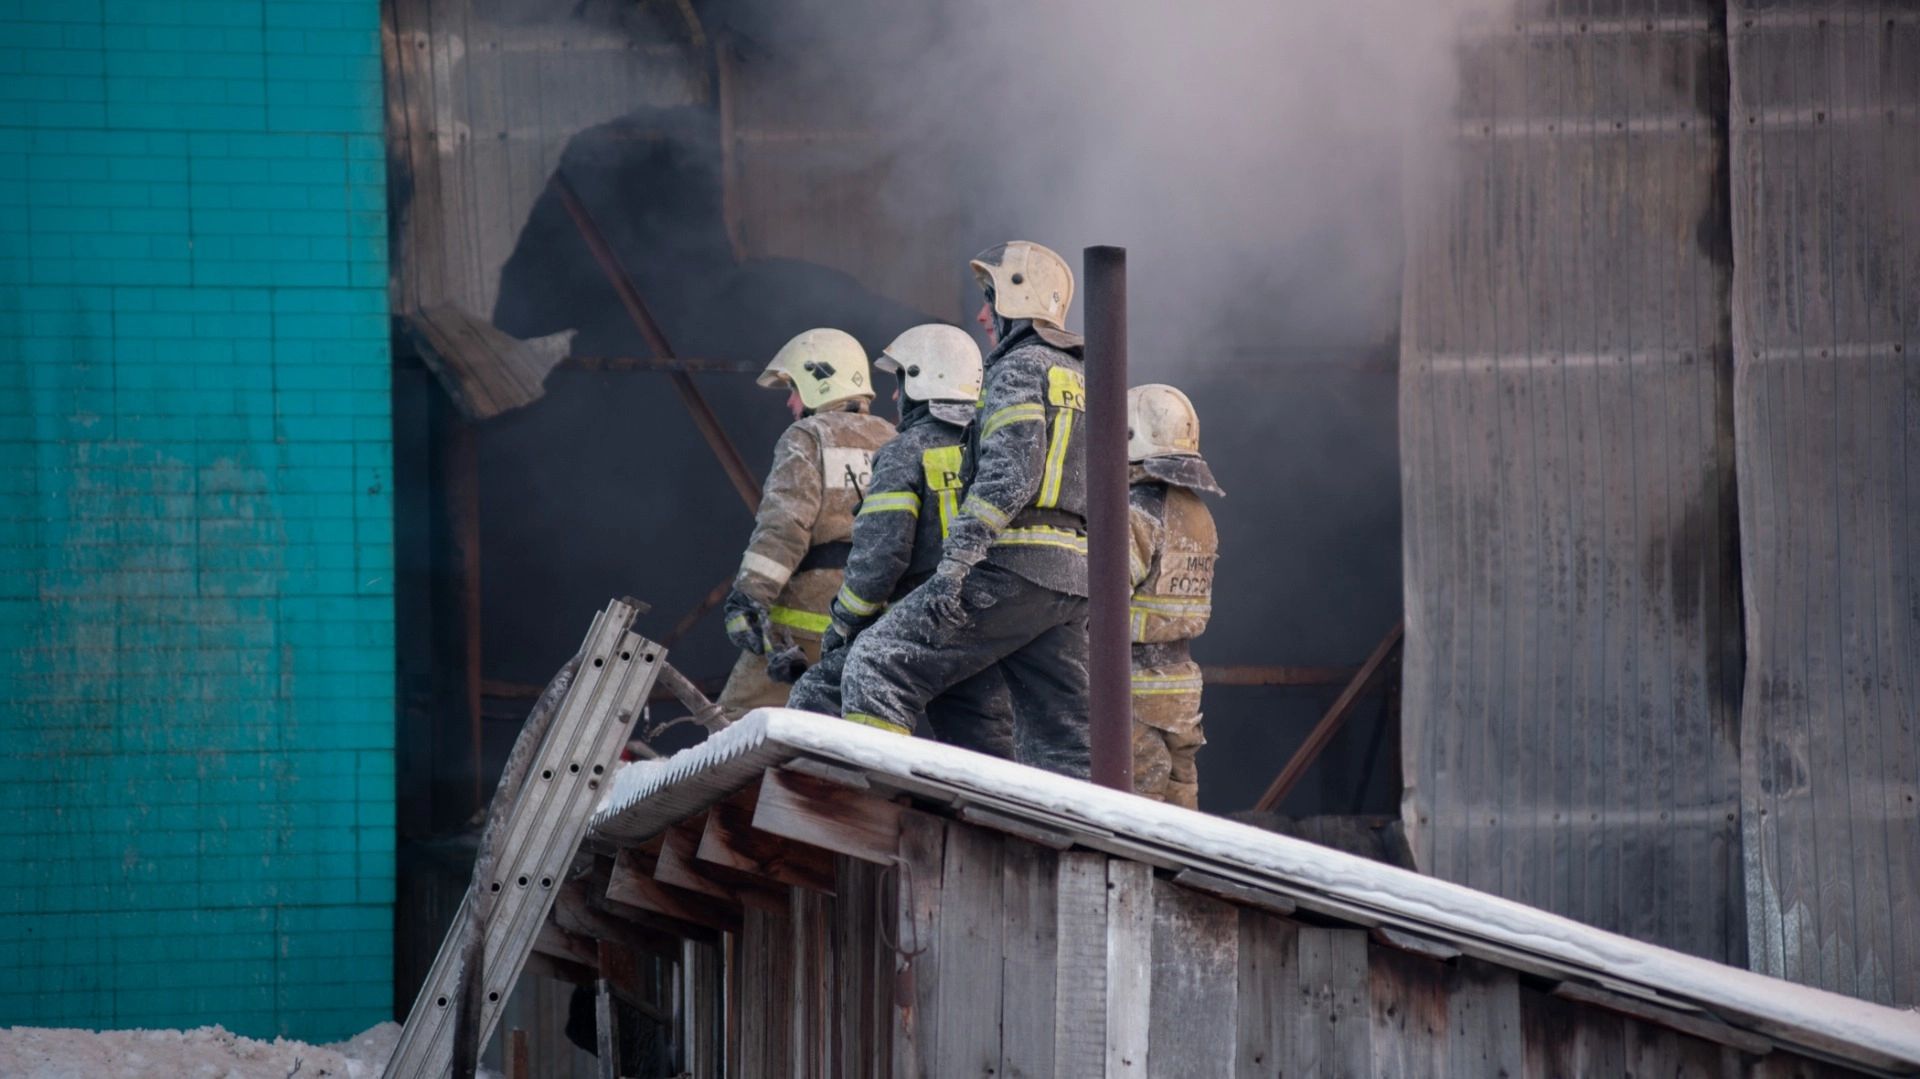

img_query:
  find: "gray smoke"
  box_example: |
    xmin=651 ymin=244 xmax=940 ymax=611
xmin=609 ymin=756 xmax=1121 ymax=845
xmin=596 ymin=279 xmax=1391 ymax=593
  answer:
xmin=722 ymin=0 xmax=1499 ymax=364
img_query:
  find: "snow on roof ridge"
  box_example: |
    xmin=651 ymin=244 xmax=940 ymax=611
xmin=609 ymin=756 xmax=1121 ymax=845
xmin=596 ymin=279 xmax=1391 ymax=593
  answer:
xmin=595 ymin=709 xmax=1920 ymax=1068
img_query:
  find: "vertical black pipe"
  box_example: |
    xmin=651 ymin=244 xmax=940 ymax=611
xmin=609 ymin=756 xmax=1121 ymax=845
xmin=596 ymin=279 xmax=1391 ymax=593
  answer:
xmin=1084 ymin=246 xmax=1131 ymax=791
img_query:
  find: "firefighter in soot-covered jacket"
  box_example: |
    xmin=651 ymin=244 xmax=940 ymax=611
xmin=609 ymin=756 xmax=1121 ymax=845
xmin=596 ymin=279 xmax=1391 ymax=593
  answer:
xmin=1125 ymin=384 xmax=1224 ymax=809
xmin=716 ymin=328 xmax=896 ymax=721
xmin=788 ymin=323 xmax=1014 ymax=758
xmin=840 ymin=241 xmax=1093 ymax=778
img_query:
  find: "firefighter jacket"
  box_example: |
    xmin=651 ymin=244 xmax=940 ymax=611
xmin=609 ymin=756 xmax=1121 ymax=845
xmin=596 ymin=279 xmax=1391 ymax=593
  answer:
xmin=829 ymin=401 xmax=975 ymax=635
xmin=1127 ymin=471 xmax=1219 ymax=644
xmin=733 ymin=403 xmax=897 ymax=639
xmin=944 ymin=323 xmax=1089 ymax=596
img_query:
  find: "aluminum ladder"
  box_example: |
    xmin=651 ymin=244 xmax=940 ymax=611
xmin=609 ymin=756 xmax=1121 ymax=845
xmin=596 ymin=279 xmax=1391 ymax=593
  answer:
xmin=385 ymin=598 xmax=664 ymax=1078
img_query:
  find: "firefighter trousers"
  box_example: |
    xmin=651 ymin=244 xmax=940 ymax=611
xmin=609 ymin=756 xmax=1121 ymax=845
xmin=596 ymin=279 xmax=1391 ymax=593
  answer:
xmin=791 ymin=643 xmax=1017 ymax=759
xmin=840 ymin=561 xmax=1090 ymax=779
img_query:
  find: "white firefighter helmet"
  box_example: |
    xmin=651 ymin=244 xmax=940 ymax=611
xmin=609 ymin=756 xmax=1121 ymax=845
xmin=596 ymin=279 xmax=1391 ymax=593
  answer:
xmin=1127 ymin=384 xmax=1202 ymax=461
xmin=969 ymin=241 xmax=1074 ymax=330
xmin=874 ymin=324 xmax=983 ymax=405
xmin=759 ymin=328 xmax=874 ymax=412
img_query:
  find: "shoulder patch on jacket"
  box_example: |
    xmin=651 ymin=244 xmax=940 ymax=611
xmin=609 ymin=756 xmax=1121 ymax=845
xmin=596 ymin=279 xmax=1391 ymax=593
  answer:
xmin=822 ymin=447 xmax=875 ymax=492
xmin=1047 ymin=366 xmax=1086 ymax=411
xmin=922 ymin=444 xmax=966 ymax=491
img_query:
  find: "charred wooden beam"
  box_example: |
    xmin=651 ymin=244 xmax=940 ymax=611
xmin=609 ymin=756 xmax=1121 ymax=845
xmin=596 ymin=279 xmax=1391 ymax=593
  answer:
xmin=654 ymin=822 xmax=787 ymax=913
xmin=696 ymin=787 xmax=836 ymax=894
xmin=609 ymin=849 xmax=744 ymax=934
xmin=554 ymin=876 xmax=682 ymax=960
xmin=750 ymin=767 xmax=903 ymax=865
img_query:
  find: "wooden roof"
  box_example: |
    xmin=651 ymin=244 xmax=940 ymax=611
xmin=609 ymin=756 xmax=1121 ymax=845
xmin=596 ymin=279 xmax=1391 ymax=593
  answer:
xmin=592 ymin=710 xmax=1920 ymax=1076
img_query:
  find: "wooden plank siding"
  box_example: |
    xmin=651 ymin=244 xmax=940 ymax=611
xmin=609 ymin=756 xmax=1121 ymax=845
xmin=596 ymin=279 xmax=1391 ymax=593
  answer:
xmin=1398 ymin=0 xmax=1746 ymax=965
xmin=672 ymin=794 xmax=1878 ymax=1077
xmin=1726 ymin=0 xmax=1920 ymax=1009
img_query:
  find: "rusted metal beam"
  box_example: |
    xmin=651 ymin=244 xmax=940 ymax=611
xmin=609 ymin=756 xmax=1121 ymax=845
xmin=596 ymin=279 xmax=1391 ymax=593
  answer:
xmin=662 ymin=577 xmax=732 ymax=648
xmin=563 ymin=355 xmax=761 ymax=375
xmin=1253 ymin=620 xmax=1406 ymax=813
xmin=1199 ymin=665 xmax=1358 ymax=687
xmin=1084 ymin=245 xmax=1131 ymax=792
xmin=550 ymin=171 xmax=761 ymax=513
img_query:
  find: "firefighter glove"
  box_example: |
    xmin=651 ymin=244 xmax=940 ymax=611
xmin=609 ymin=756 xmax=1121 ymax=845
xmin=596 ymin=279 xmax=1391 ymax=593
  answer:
xmin=820 ymin=622 xmax=851 ymax=657
xmin=766 ymin=644 xmax=810 ymax=684
xmin=924 ymin=558 xmax=971 ymax=626
xmin=723 ymin=589 xmax=769 ymax=654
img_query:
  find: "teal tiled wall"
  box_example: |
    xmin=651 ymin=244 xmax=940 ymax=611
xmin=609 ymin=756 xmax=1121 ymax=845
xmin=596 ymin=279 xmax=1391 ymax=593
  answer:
xmin=0 ymin=0 xmax=393 ymax=1041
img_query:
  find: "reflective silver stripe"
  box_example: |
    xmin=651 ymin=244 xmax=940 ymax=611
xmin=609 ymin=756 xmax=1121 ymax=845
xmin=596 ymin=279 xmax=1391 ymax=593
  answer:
xmin=961 ymin=495 xmax=1012 ymax=530
xmin=835 ymin=583 xmax=883 ymax=617
xmin=858 ymin=491 xmax=921 ymax=517
xmin=1131 ymin=673 xmax=1204 ymax=696
xmin=994 ymin=526 xmax=1088 ymax=554
xmin=981 ymin=402 xmax=1045 ymax=439
xmin=739 ymin=550 xmax=793 ymax=588
xmin=1131 ymin=595 xmax=1211 ymax=613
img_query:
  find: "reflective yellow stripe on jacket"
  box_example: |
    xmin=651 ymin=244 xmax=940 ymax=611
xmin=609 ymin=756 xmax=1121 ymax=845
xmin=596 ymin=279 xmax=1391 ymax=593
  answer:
xmin=981 ymin=401 xmax=1046 ymax=439
xmin=922 ymin=445 xmax=965 ymax=539
xmin=768 ymin=605 xmax=832 ymax=634
xmin=1037 ymin=366 xmax=1084 ymax=510
xmin=858 ymin=491 xmax=921 ymax=517
xmin=1129 ymin=596 xmax=1211 ymax=640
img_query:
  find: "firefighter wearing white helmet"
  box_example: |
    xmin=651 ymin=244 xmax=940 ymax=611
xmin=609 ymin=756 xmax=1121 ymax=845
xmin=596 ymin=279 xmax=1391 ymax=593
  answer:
xmin=789 ymin=323 xmax=1014 ymax=757
xmin=717 ymin=328 xmax=897 ymax=721
xmin=1125 ymin=384 xmax=1224 ymax=809
xmin=841 ymin=242 xmax=1094 ymax=779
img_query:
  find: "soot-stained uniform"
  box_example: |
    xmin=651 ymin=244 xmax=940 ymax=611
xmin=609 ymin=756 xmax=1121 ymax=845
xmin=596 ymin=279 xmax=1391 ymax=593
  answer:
xmin=1127 ymin=458 xmax=1220 ymax=809
xmin=840 ymin=323 xmax=1091 ymax=777
xmin=716 ymin=403 xmax=896 ymax=721
xmin=787 ymin=401 xmax=1014 ymax=757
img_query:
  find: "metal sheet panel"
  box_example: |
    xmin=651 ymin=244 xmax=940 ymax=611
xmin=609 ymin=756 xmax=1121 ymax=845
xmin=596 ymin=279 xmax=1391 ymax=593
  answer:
xmin=1398 ymin=2 xmax=1746 ymax=963
xmin=384 ymin=0 xmax=707 ymax=321
xmin=1727 ymin=1 xmax=1920 ymax=1007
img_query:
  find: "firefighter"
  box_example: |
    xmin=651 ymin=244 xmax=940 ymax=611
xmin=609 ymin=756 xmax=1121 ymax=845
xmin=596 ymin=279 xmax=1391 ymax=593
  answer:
xmin=1125 ymin=384 xmax=1223 ymax=809
xmin=789 ymin=324 xmax=1015 ymax=757
xmin=717 ymin=328 xmax=897 ymax=721
xmin=840 ymin=241 xmax=1092 ymax=777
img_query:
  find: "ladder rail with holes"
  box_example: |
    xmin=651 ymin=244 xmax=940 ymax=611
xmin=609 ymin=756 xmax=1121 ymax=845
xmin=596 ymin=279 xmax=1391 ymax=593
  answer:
xmin=384 ymin=599 xmax=665 ymax=1078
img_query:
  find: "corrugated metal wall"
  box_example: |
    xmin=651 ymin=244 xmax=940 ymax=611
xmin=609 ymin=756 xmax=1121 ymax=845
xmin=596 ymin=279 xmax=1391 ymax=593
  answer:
xmin=1399 ymin=1 xmax=1748 ymax=963
xmin=1405 ymin=0 xmax=1920 ymax=1003
xmin=1727 ymin=1 xmax=1919 ymax=1007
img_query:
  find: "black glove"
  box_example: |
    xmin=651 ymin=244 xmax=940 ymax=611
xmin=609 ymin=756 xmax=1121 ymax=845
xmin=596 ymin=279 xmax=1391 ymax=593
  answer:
xmin=765 ymin=644 xmax=810 ymax=684
xmin=723 ymin=589 xmax=768 ymax=654
xmin=923 ymin=558 xmax=971 ymax=626
xmin=820 ymin=622 xmax=851 ymax=657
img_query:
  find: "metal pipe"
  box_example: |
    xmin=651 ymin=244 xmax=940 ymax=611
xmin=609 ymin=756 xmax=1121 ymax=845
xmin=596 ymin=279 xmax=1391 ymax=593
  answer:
xmin=1083 ymin=246 xmax=1131 ymax=792
xmin=550 ymin=172 xmax=762 ymax=513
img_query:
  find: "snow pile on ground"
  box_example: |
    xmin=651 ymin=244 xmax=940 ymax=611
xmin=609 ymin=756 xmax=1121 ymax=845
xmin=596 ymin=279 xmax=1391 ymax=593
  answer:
xmin=0 ymin=1020 xmax=402 ymax=1079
